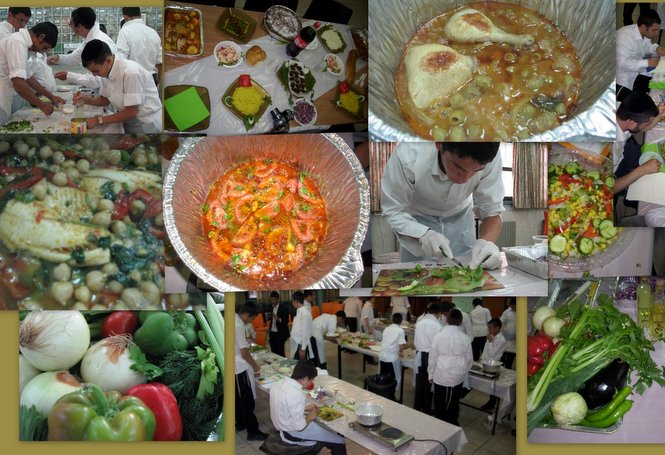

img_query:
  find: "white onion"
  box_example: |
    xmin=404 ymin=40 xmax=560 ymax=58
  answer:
xmin=532 ymin=306 xmax=556 ymax=331
xmin=543 ymin=316 xmax=566 ymax=338
xmin=19 ymin=354 xmax=41 ymax=395
xmin=20 ymin=371 xmax=82 ymax=417
xmin=80 ymin=335 xmax=146 ymax=394
xmin=19 ymin=310 xmax=90 ymax=371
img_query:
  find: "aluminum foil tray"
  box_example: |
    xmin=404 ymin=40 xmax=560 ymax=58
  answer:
xmin=163 ymin=134 xmax=370 ymax=291
xmin=504 ymin=245 xmax=548 ymax=280
xmin=368 ymin=0 xmax=616 ymax=142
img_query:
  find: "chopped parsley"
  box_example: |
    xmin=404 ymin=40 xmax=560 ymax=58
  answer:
xmin=201 ymin=203 xmax=209 ymax=213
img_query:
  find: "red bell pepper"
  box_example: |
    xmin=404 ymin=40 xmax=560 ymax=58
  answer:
xmin=527 ymin=361 xmax=542 ymax=376
xmin=339 ymin=82 xmax=350 ymax=94
xmin=126 ymin=382 xmax=183 ymax=441
xmin=238 ymin=74 xmax=252 ymax=87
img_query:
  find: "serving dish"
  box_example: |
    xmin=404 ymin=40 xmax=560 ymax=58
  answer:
xmin=164 ymin=6 xmax=204 ymax=57
xmin=318 ymin=24 xmax=347 ymax=54
xmin=222 ymin=77 xmax=271 ymax=131
xmin=164 ymin=85 xmax=211 ymax=132
xmin=216 ymin=7 xmax=256 ymax=44
xmin=293 ymin=98 xmax=317 ymax=126
xmin=263 ymin=5 xmax=301 ymax=42
xmin=214 ymin=41 xmax=243 ymax=68
xmin=335 ymin=84 xmax=366 ymax=120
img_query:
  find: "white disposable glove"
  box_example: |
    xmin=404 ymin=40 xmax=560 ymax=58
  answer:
xmin=469 ymin=239 xmax=502 ymax=269
xmin=419 ymin=230 xmax=453 ymax=259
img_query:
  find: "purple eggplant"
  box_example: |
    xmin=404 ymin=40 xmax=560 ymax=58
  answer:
xmin=578 ymin=359 xmax=630 ymax=410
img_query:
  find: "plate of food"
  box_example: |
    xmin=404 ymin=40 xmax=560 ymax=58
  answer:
xmin=277 ymin=60 xmax=316 ymax=98
xmin=293 ymin=98 xmax=317 ymax=126
xmin=222 ymin=74 xmax=271 ymax=130
xmin=317 ymin=24 xmax=347 ymax=54
xmin=164 ymin=6 xmax=203 ymax=56
xmin=216 ymin=7 xmax=256 ymax=44
xmin=318 ymin=405 xmax=344 ymax=421
xmin=263 ymin=4 xmax=301 ymax=42
xmin=335 ymin=82 xmax=366 ymax=120
xmin=323 ymin=53 xmax=343 ymax=76
xmin=214 ymin=41 xmax=243 ymax=68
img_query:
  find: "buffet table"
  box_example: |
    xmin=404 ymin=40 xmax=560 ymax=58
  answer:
xmin=164 ymin=2 xmax=367 ymax=135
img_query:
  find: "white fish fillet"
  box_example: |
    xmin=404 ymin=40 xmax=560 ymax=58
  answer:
xmin=84 ymin=169 xmax=161 ymax=193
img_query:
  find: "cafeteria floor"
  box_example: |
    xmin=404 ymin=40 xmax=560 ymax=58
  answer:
xmin=236 ymin=342 xmax=516 ymax=455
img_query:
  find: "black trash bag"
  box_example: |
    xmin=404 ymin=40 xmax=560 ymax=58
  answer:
xmin=364 ymin=374 xmax=397 ymax=400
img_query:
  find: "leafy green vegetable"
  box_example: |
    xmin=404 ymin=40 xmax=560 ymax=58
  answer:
xmin=129 ymin=344 xmax=164 ymax=380
xmin=100 ymin=181 xmax=117 ymax=201
xmin=19 ymin=405 xmax=48 ymax=441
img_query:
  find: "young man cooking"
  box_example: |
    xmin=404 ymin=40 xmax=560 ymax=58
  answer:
xmin=381 ymin=142 xmax=504 ymax=269
xmin=269 ymin=360 xmax=346 ymax=454
xmin=71 ymin=39 xmax=162 ymax=133
xmin=413 ymin=302 xmax=442 ymax=414
xmin=311 ymin=310 xmax=346 ymax=369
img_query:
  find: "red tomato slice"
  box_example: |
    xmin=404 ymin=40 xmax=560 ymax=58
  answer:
xmin=265 ymin=226 xmax=288 ymax=256
xmin=222 ymin=178 xmax=248 ymax=198
xmin=257 ymin=174 xmax=286 ymax=189
xmin=255 ymin=162 xmax=277 ymax=178
xmin=298 ymin=183 xmax=321 ymax=203
xmin=291 ymin=219 xmax=315 ymax=243
xmin=294 ymin=202 xmax=320 ymax=220
xmin=280 ymin=193 xmax=295 ymax=212
xmin=285 ymin=178 xmax=299 ymax=194
xmin=255 ymin=200 xmax=280 ymax=220
xmin=233 ymin=194 xmax=255 ymax=224
xmin=232 ymin=220 xmax=258 ymax=247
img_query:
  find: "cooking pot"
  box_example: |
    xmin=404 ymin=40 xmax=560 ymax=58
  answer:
xmin=355 ymin=403 xmax=384 ymax=427
xmin=482 ymin=360 xmax=503 ymax=374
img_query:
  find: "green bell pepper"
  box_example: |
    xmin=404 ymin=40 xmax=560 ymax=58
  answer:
xmin=134 ymin=311 xmax=197 ymax=357
xmin=48 ymin=383 xmax=156 ymax=441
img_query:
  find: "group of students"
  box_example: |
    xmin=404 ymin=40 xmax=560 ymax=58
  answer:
xmin=0 ymin=7 xmax=162 ymax=132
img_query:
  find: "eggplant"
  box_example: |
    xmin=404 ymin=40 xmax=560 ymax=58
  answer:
xmin=578 ymin=359 xmax=630 ymax=410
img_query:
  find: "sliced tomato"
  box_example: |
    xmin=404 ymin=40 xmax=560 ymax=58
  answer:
xmin=210 ymin=236 xmax=232 ymax=260
xmin=265 ymin=226 xmax=288 ymax=256
xmin=280 ymin=193 xmax=295 ymax=212
xmin=298 ymin=182 xmax=321 ymax=204
xmin=285 ymin=178 xmax=299 ymax=194
xmin=222 ymin=178 xmax=249 ymax=198
xmin=293 ymin=201 xmax=321 ymax=220
xmin=232 ymin=219 xmax=258 ymax=247
xmin=233 ymin=194 xmax=255 ymax=224
xmin=255 ymin=200 xmax=280 ymax=220
xmin=207 ymin=200 xmax=230 ymax=230
xmin=257 ymin=174 xmax=286 ymax=189
xmin=255 ymin=162 xmax=277 ymax=178
xmin=291 ymin=219 xmax=315 ymax=243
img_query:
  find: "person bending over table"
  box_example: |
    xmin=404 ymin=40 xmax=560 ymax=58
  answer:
xmin=312 ymin=310 xmax=346 ymax=369
xmin=381 ymin=142 xmax=505 ymax=269
xmin=290 ymin=291 xmax=314 ymax=361
xmin=0 ymin=22 xmax=64 ymax=126
xmin=268 ymin=360 xmax=347 ymax=454
xmin=428 ymin=309 xmax=473 ymax=426
xmin=379 ymin=313 xmax=407 ymax=398
xmin=479 ymin=318 xmax=507 ymax=411
xmin=414 ymin=302 xmax=442 ymax=414
xmin=70 ymin=39 xmax=162 ymax=134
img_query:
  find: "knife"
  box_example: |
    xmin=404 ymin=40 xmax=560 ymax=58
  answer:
xmin=440 ymin=246 xmax=465 ymax=268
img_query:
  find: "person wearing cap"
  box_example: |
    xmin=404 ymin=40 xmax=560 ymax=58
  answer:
xmin=381 ymin=142 xmax=505 ymax=270
xmin=0 ymin=21 xmax=64 ymax=126
xmin=0 ymin=7 xmax=31 ymax=40
xmin=71 ymin=39 xmax=162 ymax=133
xmin=116 ymin=7 xmax=162 ymax=86
xmin=616 ymin=8 xmax=665 ymax=102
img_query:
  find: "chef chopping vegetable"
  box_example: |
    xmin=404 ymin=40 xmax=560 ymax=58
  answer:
xmin=380 ymin=142 xmax=505 ymax=269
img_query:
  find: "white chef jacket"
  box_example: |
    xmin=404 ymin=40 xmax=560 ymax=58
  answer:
xmin=116 ymin=18 xmax=162 ymax=75
xmin=428 ymin=325 xmax=473 ymax=386
xmin=270 ymin=376 xmax=307 ymax=432
xmin=57 ymin=22 xmax=117 ymax=67
xmin=235 ymin=313 xmax=250 ymax=375
xmin=360 ymin=301 xmax=375 ymax=334
xmin=480 ymin=332 xmax=507 ymax=363
xmin=0 ymin=28 xmax=31 ymax=124
xmin=470 ymin=305 xmax=491 ymax=337
xmin=97 ymin=54 xmax=162 ymax=134
xmin=312 ymin=313 xmax=337 ymax=364
xmin=390 ymin=296 xmax=410 ymax=317
xmin=616 ymin=24 xmax=659 ymax=90
xmin=343 ymin=296 xmax=362 ymax=319
xmin=244 ymin=321 xmax=256 ymax=342
xmin=414 ymin=314 xmax=442 ymax=353
xmin=381 ymin=143 xmax=504 ymax=258
xmin=379 ymin=324 xmax=406 ymax=362
xmin=0 ymin=20 xmax=15 ymax=40
xmin=28 ymin=52 xmax=56 ymax=92
xmin=290 ymin=305 xmax=313 ymax=354
xmin=461 ymin=310 xmax=473 ymax=337
xmin=613 ymin=122 xmax=633 ymax=174
xmin=500 ymin=308 xmax=516 ymax=343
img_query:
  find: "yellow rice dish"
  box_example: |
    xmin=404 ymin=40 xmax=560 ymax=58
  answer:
xmin=231 ymin=86 xmax=263 ymax=116
xmin=339 ymin=92 xmax=360 ymax=115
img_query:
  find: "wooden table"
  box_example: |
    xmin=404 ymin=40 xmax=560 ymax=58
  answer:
xmin=164 ymin=2 xmax=367 ymax=134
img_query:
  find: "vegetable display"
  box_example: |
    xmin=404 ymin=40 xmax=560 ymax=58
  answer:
xmin=527 ymin=282 xmax=665 ymax=434
xmin=133 ymin=311 xmax=198 ymax=357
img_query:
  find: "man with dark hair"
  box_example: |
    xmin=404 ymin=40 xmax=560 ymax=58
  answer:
xmin=413 ymin=302 xmax=442 ymax=414
xmin=479 ymin=317 xmax=506 ymax=411
xmin=303 ymin=289 xmax=315 ymax=311
xmin=379 ymin=312 xmax=407 ymax=397
xmin=269 ymin=360 xmax=346 ymax=454
xmin=381 ymin=142 xmax=505 ymax=269
xmin=311 ymin=310 xmax=346 ymax=369
xmin=470 ymin=298 xmax=491 ymax=361
xmin=70 ymin=39 xmax=162 ymax=133
xmin=617 ymin=8 xmax=665 ymax=101
xmin=0 ymin=7 xmax=31 ymax=40
xmin=428 ymin=308 xmax=473 ymax=425
xmin=48 ymin=7 xmax=116 ymax=68
xmin=268 ymin=291 xmax=290 ymax=357
xmin=235 ymin=304 xmax=268 ymax=441
xmin=290 ymin=291 xmax=313 ymax=361
xmin=117 ymin=7 xmax=162 ymax=86
xmin=0 ymin=21 xmax=63 ymax=125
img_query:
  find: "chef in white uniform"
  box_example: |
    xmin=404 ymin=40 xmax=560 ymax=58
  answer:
xmin=413 ymin=302 xmax=442 ymax=414
xmin=71 ymin=39 xmax=162 ymax=134
xmin=379 ymin=313 xmax=407 ymax=393
xmin=311 ymin=311 xmax=346 ymax=368
xmin=290 ymin=291 xmax=313 ymax=360
xmin=0 ymin=7 xmax=31 ymax=40
xmin=381 ymin=142 xmax=505 ymax=269
xmin=0 ymin=22 xmax=63 ymax=126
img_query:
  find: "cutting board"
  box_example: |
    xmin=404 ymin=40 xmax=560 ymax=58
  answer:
xmin=371 ymin=267 xmax=503 ymax=296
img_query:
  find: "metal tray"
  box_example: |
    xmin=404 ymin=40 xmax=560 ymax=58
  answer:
xmin=504 ymin=245 xmax=548 ymax=279
xmin=538 ymin=418 xmax=622 ymax=434
xmin=165 ymin=5 xmax=204 ymax=57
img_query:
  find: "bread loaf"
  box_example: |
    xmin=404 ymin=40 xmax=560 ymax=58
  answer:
xmin=246 ymin=45 xmax=267 ymax=66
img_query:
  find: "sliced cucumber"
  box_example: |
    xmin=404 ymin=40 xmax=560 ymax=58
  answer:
xmin=397 ymin=280 xmax=419 ymax=292
xmin=592 ymin=218 xmax=601 ymax=228
xmin=585 ymin=170 xmax=600 ymax=181
xmin=598 ymin=219 xmax=614 ymax=231
xmin=578 ymin=237 xmax=594 ymax=255
xmin=564 ymin=162 xmax=581 ymax=175
xmin=600 ymin=226 xmax=617 ymax=239
xmin=549 ymin=234 xmax=567 ymax=253
xmin=604 ymin=176 xmax=615 ymax=189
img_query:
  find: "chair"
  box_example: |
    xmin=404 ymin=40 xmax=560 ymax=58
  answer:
xmin=304 ymin=0 xmax=353 ymax=24
xmin=320 ymin=302 xmax=333 ymax=314
xmin=244 ymin=0 xmax=298 ymax=13
xmin=255 ymin=328 xmax=268 ymax=346
xmin=252 ymin=312 xmax=266 ymax=329
xmin=311 ymin=305 xmax=321 ymax=318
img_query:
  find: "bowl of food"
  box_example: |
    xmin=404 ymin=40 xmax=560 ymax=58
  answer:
xmin=324 ymin=53 xmax=343 ymax=76
xmin=214 ymin=40 xmax=243 ymax=68
xmin=164 ymin=5 xmax=203 ymax=56
xmin=163 ymin=134 xmax=369 ymax=291
xmin=368 ymin=0 xmax=615 ymax=142
xmin=293 ymin=99 xmax=317 ymax=126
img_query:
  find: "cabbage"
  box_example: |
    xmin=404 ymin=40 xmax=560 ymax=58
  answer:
xmin=551 ymin=392 xmax=587 ymax=425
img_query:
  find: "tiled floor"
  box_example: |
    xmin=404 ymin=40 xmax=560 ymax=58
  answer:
xmin=236 ymin=342 xmax=516 ymax=454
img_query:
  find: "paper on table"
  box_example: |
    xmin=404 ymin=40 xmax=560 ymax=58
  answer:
xmin=627 ymin=173 xmax=665 ymax=205
xmin=164 ymin=86 xmax=210 ymax=131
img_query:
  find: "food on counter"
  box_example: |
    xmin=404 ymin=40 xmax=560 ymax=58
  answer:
xmin=222 ymin=12 xmax=250 ymax=40
xmin=164 ymin=7 xmax=202 ymax=55
xmin=230 ymin=85 xmax=265 ymax=117
xmin=278 ymin=61 xmax=316 ymax=97
xmin=318 ymin=405 xmax=343 ymax=421
xmin=344 ymin=50 xmax=357 ymax=83
xmin=216 ymin=43 xmax=242 ymax=66
xmin=246 ymin=45 xmax=267 ymax=66
xmin=293 ymin=99 xmax=317 ymax=126
xmin=1 ymin=120 xmax=33 ymax=132
xmin=350 ymin=28 xmax=368 ymax=60
xmin=263 ymin=5 xmax=301 ymax=42
xmin=547 ymin=160 xmax=617 ymax=259
xmin=550 ymin=392 xmax=588 ymax=426
xmin=318 ymin=24 xmax=347 ymax=53
xmin=325 ymin=53 xmax=343 ymax=76
xmin=202 ymin=159 xmax=327 ymax=280
xmin=0 ymin=135 xmax=164 ymax=310
xmin=395 ymin=2 xmax=581 ymax=141
xmin=336 ymin=82 xmax=365 ymax=117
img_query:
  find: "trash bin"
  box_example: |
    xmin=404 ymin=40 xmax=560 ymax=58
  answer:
xmin=364 ymin=374 xmax=397 ymax=401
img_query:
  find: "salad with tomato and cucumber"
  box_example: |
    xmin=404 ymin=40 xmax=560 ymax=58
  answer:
xmin=547 ymin=160 xmax=617 ymax=259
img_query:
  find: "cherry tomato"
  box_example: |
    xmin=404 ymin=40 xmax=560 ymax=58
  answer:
xmin=101 ymin=311 xmax=139 ymax=337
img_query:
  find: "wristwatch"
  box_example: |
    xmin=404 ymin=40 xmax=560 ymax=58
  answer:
xmin=97 ymin=115 xmax=104 ymax=125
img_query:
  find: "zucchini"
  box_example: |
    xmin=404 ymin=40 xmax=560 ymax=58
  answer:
xmin=578 ymin=237 xmax=594 ymax=255
xmin=600 ymin=226 xmax=617 ymax=239
xmin=549 ymin=234 xmax=567 ymax=253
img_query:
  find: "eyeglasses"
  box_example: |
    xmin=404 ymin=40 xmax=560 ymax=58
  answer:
xmin=14 ymin=16 xmax=29 ymax=25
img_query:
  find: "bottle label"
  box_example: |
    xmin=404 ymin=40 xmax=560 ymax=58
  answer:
xmin=293 ymin=35 xmax=309 ymax=49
